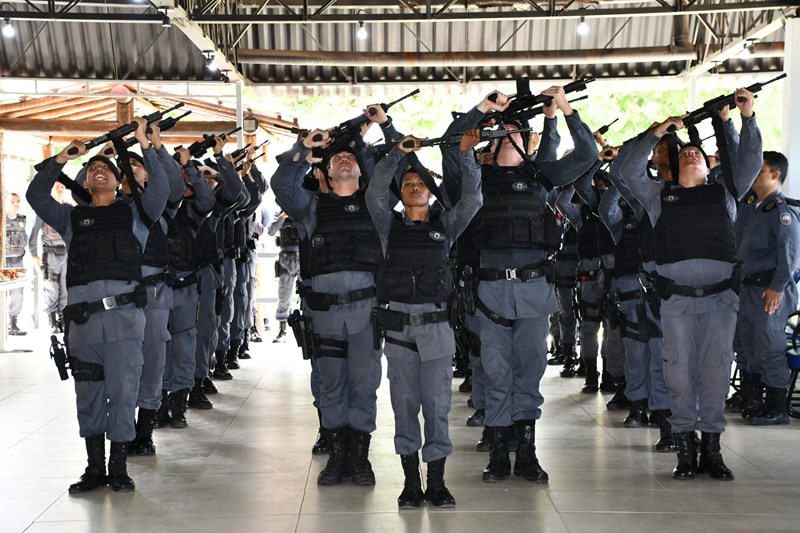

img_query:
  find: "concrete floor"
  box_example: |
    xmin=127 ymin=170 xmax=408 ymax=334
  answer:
xmin=1 ymin=330 xmax=799 ymax=533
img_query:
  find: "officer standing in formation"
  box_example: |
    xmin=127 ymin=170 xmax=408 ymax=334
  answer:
xmin=736 ymin=151 xmax=800 ymax=425
xmin=27 ymin=118 xmax=168 ymax=493
xmin=267 ymin=210 xmax=300 ymax=343
xmin=28 ymin=182 xmax=69 ymax=334
xmin=616 ymin=89 xmax=761 ymax=480
xmin=367 ymin=129 xmax=483 ymax=507
xmin=5 ymin=192 xmax=28 ymax=335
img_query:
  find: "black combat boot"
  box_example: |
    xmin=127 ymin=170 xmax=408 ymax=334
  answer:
xmin=697 ymin=432 xmax=734 ymax=480
xmin=749 ymin=387 xmax=790 ymax=426
xmin=349 ymin=430 xmax=376 ymax=486
xmin=623 ymin=399 xmax=649 ymax=428
xmin=581 ymin=357 xmax=599 ymax=393
xmin=153 ymin=390 xmax=171 ymax=428
xmin=273 ymin=320 xmax=287 ymax=343
xmin=599 ymin=369 xmax=616 ymax=393
xmin=311 ymin=409 xmax=329 ymax=455
xmin=467 ymin=408 xmax=485 ymax=427
xmin=458 ymin=371 xmax=472 ymax=393
xmin=203 ymin=376 xmax=219 ymax=394
xmin=188 ymin=378 xmax=213 ymax=410
xmin=559 ymin=344 xmax=577 ymax=377
xmin=108 ymin=442 xmax=135 ymax=492
xmin=69 ymin=434 xmax=107 ymax=494
xmin=547 ymin=335 xmax=564 ymax=365
xmin=425 ymin=457 xmax=456 ymax=507
xmin=672 ymin=431 xmax=697 ymax=480
xmin=482 ymin=427 xmax=511 ymax=482
xmin=740 ymin=371 xmax=764 ymax=420
xmin=317 ymin=428 xmax=349 ymax=486
xmin=128 ymin=409 xmax=157 ymax=456
xmin=653 ymin=409 xmax=677 ymax=452
xmin=605 ymin=377 xmax=631 ymax=410
xmin=476 ymin=426 xmax=491 ymax=452
xmin=170 ymin=389 xmax=190 ymax=428
xmin=48 ymin=312 xmax=60 ymax=334
xmin=397 ymin=453 xmax=424 ymax=509
xmin=238 ymin=337 xmax=251 ymax=359
xmin=212 ymin=350 xmax=233 ymax=380
xmin=513 ymin=420 xmax=549 ymax=483
xmin=225 ymin=341 xmax=241 ymax=370
xmin=8 ymin=316 xmax=26 ymax=336
xmin=249 ymin=325 xmax=263 ymax=343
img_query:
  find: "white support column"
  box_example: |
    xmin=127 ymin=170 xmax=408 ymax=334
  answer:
xmin=783 ymin=17 xmax=800 ymax=196
xmin=688 ymin=73 xmax=698 ymax=110
xmin=235 ymin=80 xmax=244 ymax=149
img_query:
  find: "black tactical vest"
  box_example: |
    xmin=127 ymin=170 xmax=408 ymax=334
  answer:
xmin=654 ymin=183 xmax=736 ymax=265
xmin=223 ymin=213 xmax=235 ymax=250
xmin=141 ymin=220 xmax=169 ymax=269
xmin=308 ymin=190 xmax=382 ymax=276
xmin=614 ymin=203 xmax=644 ymax=276
xmin=377 ymin=212 xmax=453 ymax=304
xmin=196 ymin=216 xmax=222 ymax=268
xmin=167 ymin=205 xmax=200 ymax=272
xmin=472 ymin=165 xmax=561 ymax=252
xmin=278 ymin=218 xmax=300 ymax=249
xmin=5 ymin=214 xmax=26 ymax=256
xmin=233 ymin=216 xmax=246 ymax=249
xmin=577 ymin=205 xmax=601 ymax=260
xmin=66 ymin=203 xmax=141 ymax=287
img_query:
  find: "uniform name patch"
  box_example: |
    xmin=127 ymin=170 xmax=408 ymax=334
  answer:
xmin=781 ymin=213 xmax=792 ymax=225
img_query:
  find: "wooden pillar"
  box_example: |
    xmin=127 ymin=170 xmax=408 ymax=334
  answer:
xmin=116 ymin=99 xmax=134 ymax=128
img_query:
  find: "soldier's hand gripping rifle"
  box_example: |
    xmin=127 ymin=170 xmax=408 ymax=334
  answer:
xmin=486 ymin=78 xmax=595 ymax=124
xmin=174 ymin=126 xmax=242 ymax=161
xmin=235 ymin=139 xmax=270 ymax=171
xmin=100 ymin=110 xmax=193 ymax=154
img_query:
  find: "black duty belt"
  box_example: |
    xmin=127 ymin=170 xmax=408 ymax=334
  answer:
xmin=478 ymin=261 xmax=552 ymax=282
xmin=172 ymin=272 xmax=199 ymax=289
xmin=63 ymin=285 xmax=147 ymax=325
xmin=577 ymin=270 xmax=599 ymax=282
xmin=475 ymin=298 xmax=514 ymax=328
xmin=42 ymin=244 xmax=67 ymax=255
xmin=743 ymin=269 xmax=775 ymax=287
xmin=653 ymin=276 xmax=732 ymax=299
xmin=305 ymin=287 xmax=376 ymax=311
xmin=618 ymin=288 xmax=643 ymax=301
xmin=377 ymin=308 xmax=449 ymax=330
xmin=141 ymin=267 xmax=176 ymax=287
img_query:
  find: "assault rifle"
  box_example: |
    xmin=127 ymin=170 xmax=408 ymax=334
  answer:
xmin=485 ymin=77 xmax=595 ymax=124
xmin=309 ymin=89 xmax=421 ymax=143
xmin=367 ymin=127 xmax=533 ymax=155
xmin=98 ymin=110 xmax=193 ymax=155
xmin=667 ymin=72 xmax=786 ymax=133
xmin=65 ymin=102 xmax=185 ymax=155
xmin=176 ymin=127 xmax=242 ymax=160
xmin=235 ymin=139 xmax=270 ymax=171
xmin=597 ymin=117 xmax=619 ymax=136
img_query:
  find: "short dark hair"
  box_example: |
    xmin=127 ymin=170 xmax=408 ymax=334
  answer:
xmin=763 ymin=151 xmax=788 ymax=184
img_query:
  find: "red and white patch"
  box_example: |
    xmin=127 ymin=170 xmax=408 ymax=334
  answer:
xmin=781 ymin=213 xmax=792 ymax=226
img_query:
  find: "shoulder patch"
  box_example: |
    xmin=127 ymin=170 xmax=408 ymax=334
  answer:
xmin=764 ymin=201 xmax=776 ymax=212
xmin=781 ymin=213 xmax=792 ymax=226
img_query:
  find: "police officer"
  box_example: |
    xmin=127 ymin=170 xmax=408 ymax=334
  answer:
xmin=271 ymin=105 xmax=398 ymax=487
xmin=367 ymin=129 xmax=483 ymax=508
xmin=26 ymin=117 xmax=168 ymax=493
xmin=445 ymin=87 xmax=598 ymax=484
xmin=617 ymin=89 xmax=762 ymax=481
xmin=268 ymin=210 xmax=300 ymax=342
xmin=736 ymin=151 xmax=800 ymax=425
xmin=5 ymin=192 xmax=27 ymax=335
xmin=29 ymin=183 xmax=68 ymax=334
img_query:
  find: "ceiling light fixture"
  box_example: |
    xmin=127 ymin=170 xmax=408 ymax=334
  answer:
xmin=577 ymin=16 xmax=589 ymax=36
xmin=2 ymin=18 xmax=14 ymax=38
xmin=356 ymin=20 xmax=368 ymax=41
xmin=203 ymin=50 xmax=218 ymax=71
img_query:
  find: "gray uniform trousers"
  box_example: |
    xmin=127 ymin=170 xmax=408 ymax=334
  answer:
xmin=618 ymin=275 xmax=669 ymax=409
xmin=230 ymin=258 xmax=250 ymax=345
xmin=554 ymin=258 xmax=579 ymax=345
xmin=662 ymin=306 xmax=737 ymax=433
xmin=577 ymin=275 xmax=603 ymax=363
xmin=164 ymin=280 xmax=199 ymax=391
xmin=478 ymin=315 xmax=549 ymax=427
xmin=73 ymin=338 xmax=144 ymax=442
xmin=195 ymin=264 xmax=221 ymax=379
xmin=42 ymin=252 xmax=68 ymax=312
xmin=215 ymin=256 xmax=237 ymax=352
xmin=465 ymin=313 xmax=485 ymax=410
xmin=276 ymin=252 xmax=300 ymax=321
xmin=737 ymin=286 xmax=792 ymax=389
xmin=601 ymin=275 xmax=626 ymax=378
xmin=548 ymin=312 xmax=559 ymax=339
xmin=383 ymin=301 xmax=456 ymax=462
xmin=245 ymin=249 xmax=258 ymax=329
xmin=137 ymin=282 xmax=172 ymax=411
xmin=5 ymin=256 xmax=24 ymax=316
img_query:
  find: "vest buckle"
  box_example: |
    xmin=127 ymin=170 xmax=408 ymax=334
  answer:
xmin=505 ymin=268 xmax=517 ymax=280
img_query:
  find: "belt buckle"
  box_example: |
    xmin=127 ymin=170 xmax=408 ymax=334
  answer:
xmin=527 ymin=269 xmax=539 ymax=280
xmin=694 ymin=288 xmax=705 ymax=297
xmin=102 ymin=296 xmax=118 ymax=310
xmin=505 ymin=268 xmax=517 ymax=280
xmin=338 ymin=293 xmax=351 ymax=305
xmin=409 ymin=313 xmax=424 ymax=326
